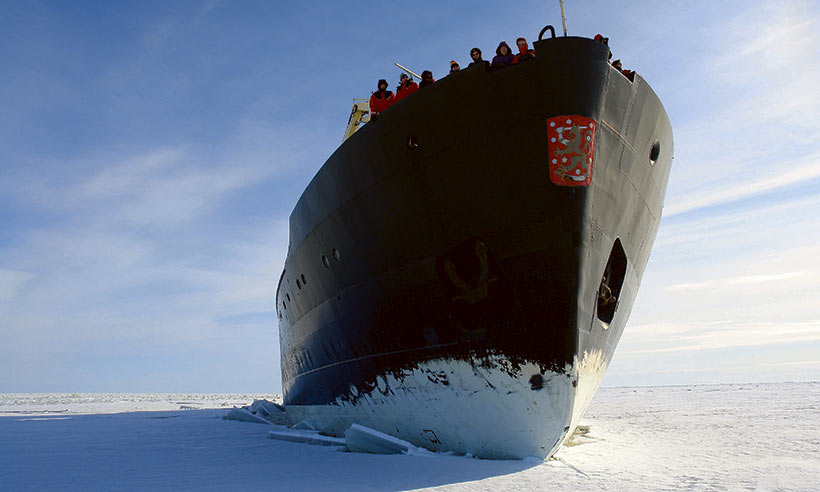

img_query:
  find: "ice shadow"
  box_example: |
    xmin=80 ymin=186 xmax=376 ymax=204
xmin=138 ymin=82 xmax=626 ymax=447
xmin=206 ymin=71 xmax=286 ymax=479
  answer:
xmin=0 ymin=408 xmax=542 ymax=491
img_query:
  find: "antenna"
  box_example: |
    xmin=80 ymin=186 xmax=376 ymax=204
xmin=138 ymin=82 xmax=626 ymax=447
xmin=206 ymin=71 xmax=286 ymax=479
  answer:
xmin=559 ymin=0 xmax=568 ymax=36
xmin=394 ymin=62 xmax=421 ymax=80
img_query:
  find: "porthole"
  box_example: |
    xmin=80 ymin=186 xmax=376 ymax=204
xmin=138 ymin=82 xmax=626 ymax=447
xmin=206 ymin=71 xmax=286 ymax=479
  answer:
xmin=406 ymin=135 xmax=419 ymax=151
xmin=282 ymin=301 xmax=286 ymax=311
xmin=301 ymin=274 xmax=307 ymax=284
xmin=296 ymin=279 xmax=301 ymax=289
xmin=333 ymin=248 xmax=341 ymax=261
xmin=649 ymin=140 xmax=661 ymax=165
xmin=322 ymin=255 xmax=330 ymax=268
xmin=286 ymin=293 xmax=291 ymax=302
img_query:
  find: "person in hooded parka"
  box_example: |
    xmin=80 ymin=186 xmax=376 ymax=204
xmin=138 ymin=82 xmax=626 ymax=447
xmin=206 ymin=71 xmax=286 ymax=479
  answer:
xmin=418 ymin=70 xmax=435 ymax=89
xmin=369 ymin=79 xmax=394 ymax=118
xmin=490 ymin=41 xmax=514 ymax=71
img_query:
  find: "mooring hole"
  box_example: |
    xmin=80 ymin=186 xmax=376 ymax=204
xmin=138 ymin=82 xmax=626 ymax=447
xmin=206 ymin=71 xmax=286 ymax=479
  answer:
xmin=597 ymin=238 xmax=627 ymax=325
xmin=649 ymin=140 xmax=661 ymax=165
xmin=406 ymin=135 xmax=419 ymax=151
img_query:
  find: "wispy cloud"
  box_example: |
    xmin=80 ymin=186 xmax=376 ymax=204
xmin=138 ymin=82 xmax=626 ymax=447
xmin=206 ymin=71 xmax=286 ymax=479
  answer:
xmin=666 ymin=272 xmax=805 ymax=292
xmin=0 ymin=269 xmax=34 ymax=304
xmin=663 ymin=155 xmax=820 ymax=217
xmin=4 ymin=0 xmax=820 ymax=391
xmin=16 ymin=144 xmax=282 ymax=225
xmin=663 ymin=1 xmax=820 ymax=202
xmin=621 ymin=320 xmax=820 ymax=355
xmin=0 ymin=118 xmax=295 ymax=391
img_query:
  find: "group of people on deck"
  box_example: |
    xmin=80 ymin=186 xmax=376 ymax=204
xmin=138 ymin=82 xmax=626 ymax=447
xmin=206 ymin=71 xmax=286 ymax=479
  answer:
xmin=594 ymin=33 xmax=635 ymax=82
xmin=369 ymin=36 xmax=537 ymax=118
xmin=369 ymin=34 xmax=631 ymax=118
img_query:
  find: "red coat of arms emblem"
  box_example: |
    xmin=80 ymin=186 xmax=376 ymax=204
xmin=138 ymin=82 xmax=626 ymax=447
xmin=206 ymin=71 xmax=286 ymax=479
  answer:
xmin=547 ymin=115 xmax=597 ymax=187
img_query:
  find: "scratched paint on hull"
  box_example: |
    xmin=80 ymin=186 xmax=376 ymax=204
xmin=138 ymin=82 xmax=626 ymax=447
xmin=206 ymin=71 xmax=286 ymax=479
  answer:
xmin=286 ymin=355 xmax=590 ymax=459
xmin=565 ymin=348 xmax=609 ymax=445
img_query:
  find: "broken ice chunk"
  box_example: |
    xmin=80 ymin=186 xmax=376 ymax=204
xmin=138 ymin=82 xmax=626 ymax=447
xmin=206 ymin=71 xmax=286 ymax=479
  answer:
xmin=267 ymin=429 xmax=346 ymax=447
xmin=250 ymin=399 xmax=283 ymax=416
xmin=222 ymin=407 xmax=271 ymax=425
xmin=344 ymin=424 xmax=433 ymax=455
xmin=291 ymin=420 xmax=316 ymax=431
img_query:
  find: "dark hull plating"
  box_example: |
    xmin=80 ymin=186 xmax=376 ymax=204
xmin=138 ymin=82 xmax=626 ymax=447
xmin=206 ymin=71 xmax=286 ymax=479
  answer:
xmin=276 ymin=36 xmax=673 ymax=456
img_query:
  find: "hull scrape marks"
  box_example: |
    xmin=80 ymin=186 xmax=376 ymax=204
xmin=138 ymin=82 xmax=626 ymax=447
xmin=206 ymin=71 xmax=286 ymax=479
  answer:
xmin=286 ymin=356 xmax=579 ymax=459
xmin=425 ymin=369 xmax=450 ymax=386
xmin=566 ymin=349 xmax=609 ymax=441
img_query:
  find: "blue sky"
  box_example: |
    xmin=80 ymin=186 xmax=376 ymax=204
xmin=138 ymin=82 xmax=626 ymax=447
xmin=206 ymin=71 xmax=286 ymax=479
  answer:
xmin=1 ymin=1 xmax=819 ymax=392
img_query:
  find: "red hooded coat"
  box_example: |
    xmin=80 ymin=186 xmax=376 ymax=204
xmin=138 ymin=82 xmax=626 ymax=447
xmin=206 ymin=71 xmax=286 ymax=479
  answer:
xmin=395 ymin=79 xmax=419 ymax=102
xmin=513 ymin=37 xmax=536 ymax=64
xmin=369 ymin=80 xmax=394 ymax=114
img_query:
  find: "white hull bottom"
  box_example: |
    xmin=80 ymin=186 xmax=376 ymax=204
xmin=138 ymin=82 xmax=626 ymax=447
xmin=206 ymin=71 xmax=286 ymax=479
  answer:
xmin=286 ymin=350 xmax=608 ymax=459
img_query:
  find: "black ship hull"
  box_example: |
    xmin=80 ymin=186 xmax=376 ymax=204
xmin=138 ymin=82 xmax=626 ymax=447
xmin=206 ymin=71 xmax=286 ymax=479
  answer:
xmin=276 ymin=35 xmax=673 ymax=459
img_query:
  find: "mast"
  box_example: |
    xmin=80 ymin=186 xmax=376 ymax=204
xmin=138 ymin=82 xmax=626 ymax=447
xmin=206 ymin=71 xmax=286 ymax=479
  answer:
xmin=559 ymin=0 xmax=568 ymax=36
xmin=394 ymin=62 xmax=421 ymax=80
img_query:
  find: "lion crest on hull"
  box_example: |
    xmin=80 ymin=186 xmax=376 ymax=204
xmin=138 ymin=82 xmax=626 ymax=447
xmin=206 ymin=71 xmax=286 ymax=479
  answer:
xmin=547 ymin=115 xmax=597 ymax=187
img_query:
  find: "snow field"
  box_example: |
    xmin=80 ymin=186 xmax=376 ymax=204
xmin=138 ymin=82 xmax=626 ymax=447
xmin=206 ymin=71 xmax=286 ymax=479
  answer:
xmin=1 ymin=383 xmax=818 ymax=491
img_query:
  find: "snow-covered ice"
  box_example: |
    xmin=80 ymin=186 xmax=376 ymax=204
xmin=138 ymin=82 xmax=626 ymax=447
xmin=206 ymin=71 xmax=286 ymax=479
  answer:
xmin=250 ymin=399 xmax=284 ymax=417
xmin=224 ymin=406 xmax=272 ymax=425
xmin=1 ymin=383 xmax=819 ymax=491
xmin=267 ymin=428 xmax=346 ymax=447
xmin=344 ymin=423 xmax=435 ymax=456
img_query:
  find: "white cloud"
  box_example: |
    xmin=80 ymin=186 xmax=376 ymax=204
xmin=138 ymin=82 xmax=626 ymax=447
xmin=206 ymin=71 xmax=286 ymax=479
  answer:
xmin=664 ymin=155 xmax=820 ymax=217
xmin=663 ymin=1 xmax=820 ymax=202
xmin=0 ymin=268 xmax=34 ymax=304
xmin=17 ymin=146 xmax=278 ymax=229
xmin=620 ymin=320 xmax=820 ymax=355
xmin=1 ymin=217 xmax=287 ymax=348
xmin=0 ymin=129 xmax=294 ymax=352
xmin=4 ymin=0 xmax=820 ymax=391
xmin=769 ymin=359 xmax=820 ymax=368
xmin=666 ymin=272 xmax=805 ymax=292
xmin=80 ymin=148 xmax=185 ymax=197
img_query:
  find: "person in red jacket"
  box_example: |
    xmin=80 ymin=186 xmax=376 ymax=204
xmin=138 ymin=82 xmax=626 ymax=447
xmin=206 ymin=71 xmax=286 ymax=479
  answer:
xmin=594 ymin=33 xmax=613 ymax=61
xmin=368 ymin=79 xmax=394 ymax=119
xmin=395 ymin=73 xmax=418 ymax=102
xmin=513 ymin=37 xmax=535 ymax=64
